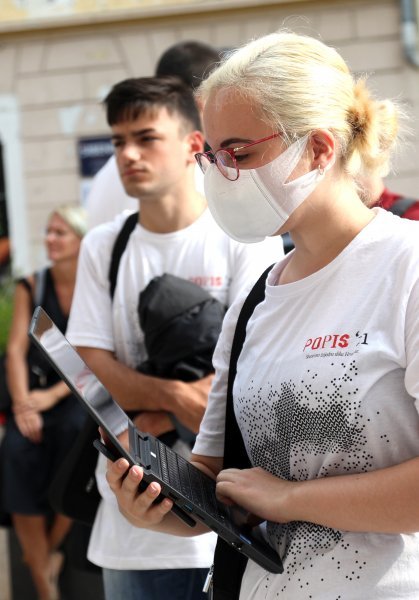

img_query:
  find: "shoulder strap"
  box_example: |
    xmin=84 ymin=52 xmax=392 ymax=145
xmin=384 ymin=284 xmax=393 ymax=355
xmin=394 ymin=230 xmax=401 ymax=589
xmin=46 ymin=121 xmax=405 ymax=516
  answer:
xmin=388 ymin=197 xmax=417 ymax=217
xmin=213 ymin=263 xmax=274 ymax=600
xmin=33 ymin=268 xmax=47 ymax=307
xmin=108 ymin=212 xmax=139 ymax=301
xmin=224 ymin=263 xmax=273 ymax=469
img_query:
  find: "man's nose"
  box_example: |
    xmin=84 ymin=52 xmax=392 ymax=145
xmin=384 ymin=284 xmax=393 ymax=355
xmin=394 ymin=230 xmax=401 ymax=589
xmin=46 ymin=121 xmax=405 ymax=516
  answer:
xmin=121 ymin=143 xmax=141 ymax=162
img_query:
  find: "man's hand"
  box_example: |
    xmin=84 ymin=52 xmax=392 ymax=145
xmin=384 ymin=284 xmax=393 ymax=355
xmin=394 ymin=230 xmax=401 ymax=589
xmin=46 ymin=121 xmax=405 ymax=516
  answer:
xmin=76 ymin=347 xmax=213 ymax=433
xmin=133 ymin=411 xmax=175 ymax=438
xmin=170 ymin=374 xmax=214 ymax=432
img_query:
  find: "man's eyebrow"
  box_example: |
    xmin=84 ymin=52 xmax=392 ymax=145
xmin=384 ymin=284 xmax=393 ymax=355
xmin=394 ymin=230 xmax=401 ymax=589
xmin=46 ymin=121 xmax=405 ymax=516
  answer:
xmin=111 ymin=128 xmax=158 ymax=140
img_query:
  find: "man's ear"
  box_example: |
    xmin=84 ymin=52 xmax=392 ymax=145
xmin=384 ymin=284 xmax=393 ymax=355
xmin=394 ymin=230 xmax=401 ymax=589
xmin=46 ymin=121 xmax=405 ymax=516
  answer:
xmin=310 ymin=130 xmax=335 ymax=171
xmin=185 ymin=130 xmax=205 ymax=162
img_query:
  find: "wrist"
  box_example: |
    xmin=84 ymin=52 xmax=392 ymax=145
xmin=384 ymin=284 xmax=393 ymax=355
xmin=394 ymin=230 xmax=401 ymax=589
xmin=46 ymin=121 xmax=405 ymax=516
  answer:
xmin=12 ymin=399 xmax=32 ymax=414
xmin=159 ymin=378 xmax=181 ymax=412
xmin=278 ymin=480 xmax=308 ymax=523
xmin=49 ymin=387 xmax=61 ymax=404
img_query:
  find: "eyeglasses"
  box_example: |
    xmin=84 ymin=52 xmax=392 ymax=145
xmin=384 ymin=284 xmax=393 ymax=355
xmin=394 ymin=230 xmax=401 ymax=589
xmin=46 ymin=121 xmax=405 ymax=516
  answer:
xmin=195 ymin=133 xmax=281 ymax=181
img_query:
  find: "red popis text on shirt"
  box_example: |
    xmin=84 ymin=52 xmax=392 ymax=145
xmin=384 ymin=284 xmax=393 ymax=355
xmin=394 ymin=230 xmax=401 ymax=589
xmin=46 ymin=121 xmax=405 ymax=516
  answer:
xmin=303 ymin=331 xmax=369 ymax=353
xmin=303 ymin=334 xmax=350 ymax=352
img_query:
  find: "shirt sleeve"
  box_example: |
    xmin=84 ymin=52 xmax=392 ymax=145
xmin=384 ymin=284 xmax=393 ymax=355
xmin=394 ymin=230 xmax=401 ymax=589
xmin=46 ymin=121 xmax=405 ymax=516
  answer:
xmin=66 ymin=222 xmax=119 ymax=351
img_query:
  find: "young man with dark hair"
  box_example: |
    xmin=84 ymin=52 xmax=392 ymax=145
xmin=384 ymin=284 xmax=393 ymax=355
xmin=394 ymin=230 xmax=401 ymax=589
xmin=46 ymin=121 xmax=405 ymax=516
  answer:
xmin=85 ymin=40 xmax=220 ymax=229
xmin=67 ymin=76 xmax=281 ymax=600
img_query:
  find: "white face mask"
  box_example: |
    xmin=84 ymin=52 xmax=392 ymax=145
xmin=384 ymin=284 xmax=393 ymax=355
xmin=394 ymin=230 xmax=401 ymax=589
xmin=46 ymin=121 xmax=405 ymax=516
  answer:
xmin=204 ymin=135 xmax=329 ymax=243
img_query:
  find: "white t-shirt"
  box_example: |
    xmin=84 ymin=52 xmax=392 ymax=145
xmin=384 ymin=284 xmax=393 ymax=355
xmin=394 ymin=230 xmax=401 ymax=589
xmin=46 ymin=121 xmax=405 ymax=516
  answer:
xmin=194 ymin=208 xmax=419 ymax=599
xmin=66 ymin=208 xmax=282 ymax=570
xmin=85 ymin=155 xmax=205 ymax=229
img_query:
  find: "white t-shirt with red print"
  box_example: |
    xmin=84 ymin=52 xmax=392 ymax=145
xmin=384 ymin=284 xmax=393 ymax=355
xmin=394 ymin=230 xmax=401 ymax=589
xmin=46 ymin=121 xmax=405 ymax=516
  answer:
xmin=194 ymin=208 xmax=419 ymax=599
xmin=67 ymin=207 xmax=281 ymax=571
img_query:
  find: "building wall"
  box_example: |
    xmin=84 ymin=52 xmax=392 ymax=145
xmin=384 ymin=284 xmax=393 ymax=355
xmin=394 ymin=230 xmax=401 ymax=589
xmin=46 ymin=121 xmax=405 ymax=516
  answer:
xmin=0 ymin=0 xmax=418 ymax=272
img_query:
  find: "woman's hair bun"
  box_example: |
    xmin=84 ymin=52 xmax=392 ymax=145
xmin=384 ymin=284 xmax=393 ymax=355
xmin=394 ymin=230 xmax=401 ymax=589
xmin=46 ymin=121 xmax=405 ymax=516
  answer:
xmin=345 ymin=78 xmax=399 ymax=177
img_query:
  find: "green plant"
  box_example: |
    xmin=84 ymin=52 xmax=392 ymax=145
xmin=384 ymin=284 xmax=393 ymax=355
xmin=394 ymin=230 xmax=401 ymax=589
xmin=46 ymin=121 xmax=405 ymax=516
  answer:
xmin=0 ymin=274 xmax=14 ymax=353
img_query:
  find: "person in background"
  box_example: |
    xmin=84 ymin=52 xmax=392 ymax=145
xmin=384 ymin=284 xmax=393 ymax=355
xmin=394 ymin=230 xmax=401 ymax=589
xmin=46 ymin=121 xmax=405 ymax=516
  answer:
xmin=85 ymin=40 xmax=220 ymax=229
xmin=359 ymin=172 xmax=419 ymax=219
xmin=66 ymin=76 xmax=281 ymax=600
xmin=1 ymin=204 xmax=88 ymax=600
xmin=106 ymin=30 xmax=419 ymax=600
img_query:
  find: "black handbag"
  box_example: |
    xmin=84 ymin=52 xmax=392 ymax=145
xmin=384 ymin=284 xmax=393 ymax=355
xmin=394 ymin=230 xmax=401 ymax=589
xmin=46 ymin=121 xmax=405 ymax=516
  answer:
xmin=48 ymin=416 xmax=101 ymax=526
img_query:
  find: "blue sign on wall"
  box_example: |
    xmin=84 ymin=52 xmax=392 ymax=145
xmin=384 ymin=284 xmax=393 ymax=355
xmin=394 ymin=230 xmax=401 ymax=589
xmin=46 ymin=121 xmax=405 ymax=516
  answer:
xmin=77 ymin=136 xmax=114 ymax=178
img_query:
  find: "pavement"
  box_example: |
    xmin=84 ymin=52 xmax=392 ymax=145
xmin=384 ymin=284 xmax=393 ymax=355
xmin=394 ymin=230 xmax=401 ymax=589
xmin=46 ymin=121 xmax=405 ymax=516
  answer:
xmin=0 ymin=526 xmax=11 ymax=600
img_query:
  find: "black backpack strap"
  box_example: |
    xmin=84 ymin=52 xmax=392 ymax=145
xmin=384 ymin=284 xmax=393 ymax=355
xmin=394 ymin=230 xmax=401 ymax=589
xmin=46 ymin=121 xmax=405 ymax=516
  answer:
xmin=388 ymin=197 xmax=417 ymax=217
xmin=213 ymin=263 xmax=274 ymax=600
xmin=108 ymin=212 xmax=139 ymax=300
xmin=224 ymin=263 xmax=273 ymax=469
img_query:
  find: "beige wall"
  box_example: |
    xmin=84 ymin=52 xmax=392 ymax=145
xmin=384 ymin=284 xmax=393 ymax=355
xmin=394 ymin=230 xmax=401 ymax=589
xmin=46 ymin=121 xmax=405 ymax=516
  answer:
xmin=0 ymin=0 xmax=418 ymax=272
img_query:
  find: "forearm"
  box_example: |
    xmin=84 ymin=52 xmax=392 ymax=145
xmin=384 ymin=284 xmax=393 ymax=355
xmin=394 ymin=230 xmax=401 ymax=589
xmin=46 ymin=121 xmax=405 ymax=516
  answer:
xmin=50 ymin=380 xmax=72 ymax=402
xmin=77 ymin=347 xmax=173 ymax=412
xmin=77 ymin=347 xmax=210 ymax=430
xmin=283 ymin=457 xmax=419 ymax=533
xmin=6 ymin=351 xmax=31 ymax=408
xmin=31 ymin=381 xmax=72 ymax=412
xmin=6 ymin=282 xmax=33 ymax=409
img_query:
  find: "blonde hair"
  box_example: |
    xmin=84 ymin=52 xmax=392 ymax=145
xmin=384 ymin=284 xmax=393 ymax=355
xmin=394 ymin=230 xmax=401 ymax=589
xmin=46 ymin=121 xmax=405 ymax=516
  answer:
xmin=198 ymin=31 xmax=400 ymax=178
xmin=50 ymin=203 xmax=88 ymax=238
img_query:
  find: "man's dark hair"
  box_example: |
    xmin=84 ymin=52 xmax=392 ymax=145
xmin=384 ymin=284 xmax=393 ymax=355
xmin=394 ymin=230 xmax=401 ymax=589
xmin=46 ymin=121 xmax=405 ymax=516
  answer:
xmin=155 ymin=41 xmax=220 ymax=90
xmin=104 ymin=76 xmax=201 ymax=131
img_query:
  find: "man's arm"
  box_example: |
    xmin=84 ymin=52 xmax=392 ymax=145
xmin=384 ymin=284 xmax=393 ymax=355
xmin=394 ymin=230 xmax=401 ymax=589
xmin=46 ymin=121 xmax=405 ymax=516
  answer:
xmin=78 ymin=346 xmax=212 ymax=433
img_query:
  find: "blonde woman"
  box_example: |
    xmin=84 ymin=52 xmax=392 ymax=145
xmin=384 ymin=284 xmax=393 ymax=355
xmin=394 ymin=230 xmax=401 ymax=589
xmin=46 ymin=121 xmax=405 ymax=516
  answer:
xmin=1 ymin=204 xmax=87 ymax=600
xmin=106 ymin=32 xmax=419 ymax=599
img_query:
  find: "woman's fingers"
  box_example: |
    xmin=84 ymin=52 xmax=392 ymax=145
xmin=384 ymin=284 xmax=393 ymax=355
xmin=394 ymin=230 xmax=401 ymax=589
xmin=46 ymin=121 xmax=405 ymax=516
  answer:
xmin=106 ymin=459 xmax=173 ymax=526
xmin=106 ymin=458 xmax=132 ymax=489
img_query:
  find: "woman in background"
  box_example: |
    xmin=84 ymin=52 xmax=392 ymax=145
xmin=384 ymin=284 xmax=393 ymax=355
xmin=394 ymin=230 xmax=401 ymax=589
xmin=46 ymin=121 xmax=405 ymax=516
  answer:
xmin=1 ymin=204 xmax=87 ymax=600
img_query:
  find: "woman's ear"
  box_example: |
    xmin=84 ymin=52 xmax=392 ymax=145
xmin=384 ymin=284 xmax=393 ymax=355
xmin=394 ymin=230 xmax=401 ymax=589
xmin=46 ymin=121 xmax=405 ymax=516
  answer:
xmin=310 ymin=130 xmax=335 ymax=171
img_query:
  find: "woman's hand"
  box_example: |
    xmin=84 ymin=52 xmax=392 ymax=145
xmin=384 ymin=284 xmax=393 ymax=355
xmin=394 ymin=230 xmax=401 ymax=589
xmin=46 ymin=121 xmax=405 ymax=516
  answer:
xmin=216 ymin=466 xmax=296 ymax=523
xmin=106 ymin=458 xmax=173 ymax=529
xmin=14 ymin=409 xmax=44 ymax=443
xmin=28 ymin=388 xmax=58 ymax=412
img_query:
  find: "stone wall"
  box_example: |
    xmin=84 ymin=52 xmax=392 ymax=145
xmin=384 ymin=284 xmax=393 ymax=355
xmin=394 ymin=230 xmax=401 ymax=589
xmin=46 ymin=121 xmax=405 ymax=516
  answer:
xmin=0 ymin=0 xmax=418 ymax=271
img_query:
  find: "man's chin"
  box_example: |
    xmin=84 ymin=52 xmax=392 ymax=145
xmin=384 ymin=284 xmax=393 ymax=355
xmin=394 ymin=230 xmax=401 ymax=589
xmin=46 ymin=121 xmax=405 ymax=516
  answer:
xmin=122 ymin=183 xmax=145 ymax=199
